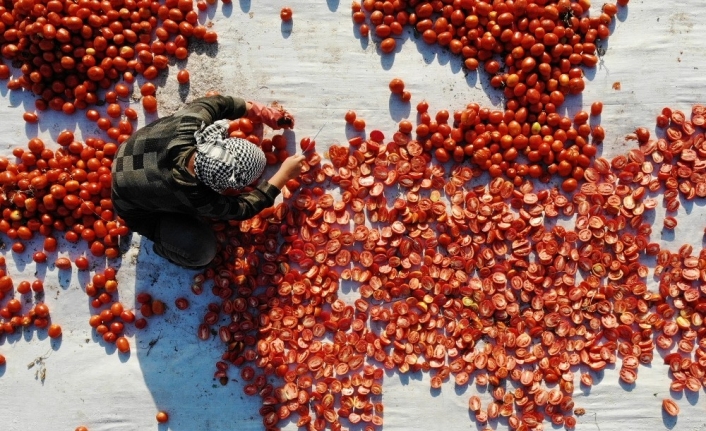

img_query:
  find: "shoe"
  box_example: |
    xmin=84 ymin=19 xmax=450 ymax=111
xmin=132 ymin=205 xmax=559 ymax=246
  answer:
xmin=152 ymin=243 xmax=208 ymax=270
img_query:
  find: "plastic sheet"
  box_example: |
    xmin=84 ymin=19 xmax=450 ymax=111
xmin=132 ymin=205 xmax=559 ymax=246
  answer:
xmin=1 ymin=1 xmax=706 ymax=430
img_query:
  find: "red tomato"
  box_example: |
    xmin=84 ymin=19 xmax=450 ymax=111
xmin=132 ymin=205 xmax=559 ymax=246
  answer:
xmin=156 ymin=411 xmax=169 ymax=423
xmin=177 ymin=70 xmax=190 ymax=84
xmin=116 ymin=336 xmax=130 ymax=353
xmin=389 ymin=78 xmax=405 ymax=94
xmin=300 ymin=137 xmax=315 ymax=152
xmin=23 ymin=112 xmax=39 ymax=123
xmin=380 ymin=37 xmax=396 ymax=53
xmin=47 ymin=324 xmax=62 ymax=338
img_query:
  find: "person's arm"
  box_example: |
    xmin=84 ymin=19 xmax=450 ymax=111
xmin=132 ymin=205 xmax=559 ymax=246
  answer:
xmin=244 ymin=101 xmax=295 ymax=129
xmin=177 ymin=95 xmax=248 ymax=124
xmin=208 ymin=182 xmax=282 ymax=221
xmin=195 ymin=155 xmax=306 ymax=221
xmin=181 ymin=97 xmax=294 ymax=126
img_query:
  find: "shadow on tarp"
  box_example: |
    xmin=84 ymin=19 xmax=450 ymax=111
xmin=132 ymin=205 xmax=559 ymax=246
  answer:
xmin=132 ymin=239 xmax=264 ymax=430
xmin=221 ymin=2 xmax=232 ymax=18
xmin=578 ymin=369 xmax=604 ymax=396
xmin=237 ymin=0 xmax=250 ymax=13
xmin=326 ymin=0 xmax=339 ymax=12
xmin=662 ymin=408 xmax=678 ymax=429
xmin=281 ymin=19 xmax=293 ymax=39
xmin=389 ymin=93 xmax=412 ymax=122
xmin=400 ymin=28 xmax=497 ymax=108
xmin=684 ymin=386 xmax=699 ymax=405
xmin=352 ymin=23 xmax=370 ymax=51
xmin=616 ymin=5 xmax=629 ymax=23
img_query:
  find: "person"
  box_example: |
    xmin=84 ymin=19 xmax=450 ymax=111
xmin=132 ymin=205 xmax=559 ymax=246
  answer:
xmin=111 ymin=94 xmax=305 ymax=268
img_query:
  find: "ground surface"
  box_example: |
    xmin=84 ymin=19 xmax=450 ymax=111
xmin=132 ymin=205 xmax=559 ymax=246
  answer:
xmin=1 ymin=1 xmax=706 ymax=430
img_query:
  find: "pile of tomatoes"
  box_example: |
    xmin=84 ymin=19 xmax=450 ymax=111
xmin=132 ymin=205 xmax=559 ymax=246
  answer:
xmin=353 ymin=0 xmax=623 ymax=186
xmin=0 ymin=268 xmax=62 ymax=340
xmin=0 ymin=0 xmax=219 ymax=115
xmin=0 ymin=130 xmax=133 ymax=349
xmin=0 ymin=132 xmax=127 ymax=260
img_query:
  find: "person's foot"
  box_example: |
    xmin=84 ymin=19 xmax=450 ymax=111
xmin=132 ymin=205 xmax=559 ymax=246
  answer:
xmin=152 ymin=243 xmax=207 ymax=270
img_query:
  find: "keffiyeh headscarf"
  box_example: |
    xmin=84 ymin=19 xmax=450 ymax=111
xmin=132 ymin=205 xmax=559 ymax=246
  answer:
xmin=193 ymin=119 xmax=266 ymax=193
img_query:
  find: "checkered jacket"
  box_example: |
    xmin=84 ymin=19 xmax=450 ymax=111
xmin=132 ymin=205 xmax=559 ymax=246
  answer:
xmin=111 ymin=96 xmax=281 ymax=237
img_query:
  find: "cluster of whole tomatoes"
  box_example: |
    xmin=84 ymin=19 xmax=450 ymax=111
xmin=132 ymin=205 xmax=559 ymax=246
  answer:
xmin=0 ymin=255 xmax=62 ymax=341
xmin=0 ymin=132 xmax=127 ymax=259
xmin=0 ymin=0 xmax=219 ymax=116
xmin=0 ymin=130 xmax=136 ymax=358
xmin=353 ymin=0 xmax=620 ymax=188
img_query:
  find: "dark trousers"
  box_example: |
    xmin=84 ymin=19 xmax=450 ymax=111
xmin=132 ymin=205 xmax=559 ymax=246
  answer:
xmin=141 ymin=213 xmax=217 ymax=268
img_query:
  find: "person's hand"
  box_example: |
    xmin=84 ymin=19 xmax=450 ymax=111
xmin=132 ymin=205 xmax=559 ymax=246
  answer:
xmin=268 ymin=154 xmax=306 ymax=189
xmin=246 ymin=101 xmax=295 ymax=130
xmin=279 ymin=154 xmax=306 ymax=180
xmin=276 ymin=111 xmax=295 ymax=129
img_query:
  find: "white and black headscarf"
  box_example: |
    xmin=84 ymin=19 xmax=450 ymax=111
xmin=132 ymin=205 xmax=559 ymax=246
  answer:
xmin=193 ymin=120 xmax=266 ymax=193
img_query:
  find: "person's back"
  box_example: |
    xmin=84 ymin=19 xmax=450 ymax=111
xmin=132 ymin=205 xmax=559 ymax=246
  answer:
xmin=111 ymin=95 xmax=301 ymax=268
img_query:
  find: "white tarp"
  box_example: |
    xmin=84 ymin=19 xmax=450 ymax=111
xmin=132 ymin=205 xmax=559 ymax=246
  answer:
xmin=1 ymin=0 xmax=706 ymax=430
